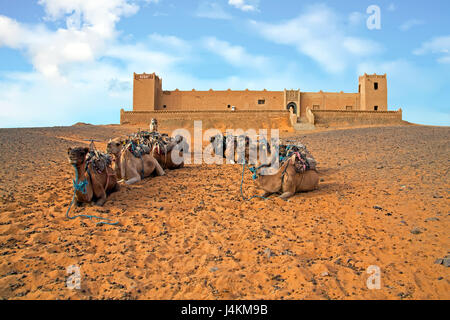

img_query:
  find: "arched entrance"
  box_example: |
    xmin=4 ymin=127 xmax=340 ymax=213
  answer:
xmin=286 ymin=102 xmax=297 ymax=115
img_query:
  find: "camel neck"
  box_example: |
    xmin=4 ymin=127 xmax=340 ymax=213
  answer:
xmin=112 ymin=152 xmax=121 ymax=165
xmin=73 ymin=162 xmax=87 ymax=181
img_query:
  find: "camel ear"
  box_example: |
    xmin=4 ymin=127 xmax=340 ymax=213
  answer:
xmin=67 ymin=147 xmax=72 ymax=154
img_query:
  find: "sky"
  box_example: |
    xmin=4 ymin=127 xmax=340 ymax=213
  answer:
xmin=0 ymin=0 xmax=449 ymax=128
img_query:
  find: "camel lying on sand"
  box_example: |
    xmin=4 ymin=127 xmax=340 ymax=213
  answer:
xmin=210 ymin=133 xmax=252 ymax=164
xmin=106 ymin=138 xmax=165 ymax=184
xmin=150 ymin=134 xmax=187 ymax=170
xmin=67 ymin=147 xmax=118 ymax=206
xmin=251 ymin=154 xmax=319 ymax=200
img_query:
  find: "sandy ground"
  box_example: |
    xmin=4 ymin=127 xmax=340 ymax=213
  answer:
xmin=0 ymin=124 xmax=448 ymax=300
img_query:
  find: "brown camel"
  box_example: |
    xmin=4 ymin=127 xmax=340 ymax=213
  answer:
xmin=252 ymin=154 xmax=319 ymax=200
xmin=106 ymin=138 xmax=165 ymax=184
xmin=150 ymin=135 xmax=186 ymax=169
xmin=67 ymin=147 xmax=118 ymax=206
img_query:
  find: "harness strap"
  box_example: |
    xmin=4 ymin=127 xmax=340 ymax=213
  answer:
xmin=139 ymin=154 xmax=145 ymax=177
xmin=280 ymin=158 xmax=291 ymax=192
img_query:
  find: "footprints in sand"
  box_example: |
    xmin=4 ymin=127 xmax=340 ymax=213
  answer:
xmin=0 ymin=125 xmax=449 ymax=299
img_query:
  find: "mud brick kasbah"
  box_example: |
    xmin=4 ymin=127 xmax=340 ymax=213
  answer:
xmin=120 ymin=72 xmax=403 ymax=128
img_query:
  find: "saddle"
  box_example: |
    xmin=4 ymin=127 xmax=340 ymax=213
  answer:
xmin=151 ymin=134 xmax=182 ymax=155
xmin=126 ymin=141 xmax=151 ymax=158
xmin=85 ymin=150 xmax=113 ymax=174
xmin=280 ymin=144 xmax=317 ymax=173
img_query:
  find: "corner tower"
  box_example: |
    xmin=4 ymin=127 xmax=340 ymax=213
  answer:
xmin=359 ymin=73 xmax=387 ymax=111
xmin=133 ymin=72 xmax=162 ymax=111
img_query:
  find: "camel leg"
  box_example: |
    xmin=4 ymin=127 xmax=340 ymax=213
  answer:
xmin=279 ymin=191 xmax=294 ymax=200
xmin=153 ymin=158 xmax=165 ymax=176
xmin=112 ymin=182 xmax=120 ymax=192
xmin=93 ymin=181 xmax=107 ymax=206
xmin=95 ymin=194 xmax=107 ymax=206
xmin=125 ymin=167 xmax=141 ymax=185
xmin=262 ymin=191 xmax=273 ymax=198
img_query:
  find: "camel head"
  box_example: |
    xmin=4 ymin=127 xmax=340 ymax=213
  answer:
xmin=236 ymin=134 xmax=251 ymax=148
xmin=209 ymin=134 xmax=224 ymax=155
xmin=248 ymin=163 xmax=273 ymax=181
xmin=209 ymin=134 xmax=219 ymax=144
xmin=106 ymin=138 xmax=124 ymax=156
xmin=249 ymin=153 xmax=288 ymax=181
xmin=67 ymin=147 xmax=89 ymax=166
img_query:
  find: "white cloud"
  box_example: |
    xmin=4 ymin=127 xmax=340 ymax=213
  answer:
xmin=437 ymin=56 xmax=450 ymax=64
xmin=196 ymin=1 xmax=232 ymax=20
xmin=38 ymin=0 xmax=138 ymax=38
xmin=413 ymin=36 xmax=450 ymax=64
xmin=228 ymin=0 xmax=259 ymax=12
xmin=0 ymin=39 xmax=186 ymax=127
xmin=0 ymin=0 xmax=193 ymax=127
xmin=148 ymin=33 xmax=191 ymax=51
xmin=202 ymin=37 xmax=269 ymax=69
xmin=399 ymin=19 xmax=424 ymax=31
xmin=251 ymin=4 xmax=383 ymax=73
xmin=0 ymin=0 xmax=140 ymax=78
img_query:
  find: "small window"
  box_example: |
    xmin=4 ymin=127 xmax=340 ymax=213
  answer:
xmin=374 ymin=82 xmax=378 ymax=90
xmin=358 ymin=84 xmax=361 ymax=93
xmin=163 ymin=105 xmax=167 ymax=109
xmin=374 ymin=106 xmax=378 ymax=111
xmin=258 ymin=99 xmax=265 ymax=105
xmin=313 ymin=105 xmax=320 ymax=110
xmin=346 ymin=106 xmax=352 ymax=111
xmin=227 ymin=104 xmax=231 ymax=108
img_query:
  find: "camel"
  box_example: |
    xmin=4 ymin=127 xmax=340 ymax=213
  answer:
xmin=150 ymin=134 xmax=187 ymax=170
xmin=106 ymin=137 xmax=127 ymax=179
xmin=67 ymin=147 xmax=118 ymax=206
xmin=106 ymin=138 xmax=165 ymax=184
xmin=210 ymin=133 xmax=235 ymax=161
xmin=210 ymin=133 xmax=252 ymax=164
xmin=251 ymin=154 xmax=319 ymax=200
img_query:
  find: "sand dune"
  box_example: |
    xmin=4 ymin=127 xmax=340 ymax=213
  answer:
xmin=0 ymin=124 xmax=448 ymax=299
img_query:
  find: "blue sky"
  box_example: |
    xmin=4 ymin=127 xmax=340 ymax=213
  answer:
xmin=0 ymin=0 xmax=449 ymax=127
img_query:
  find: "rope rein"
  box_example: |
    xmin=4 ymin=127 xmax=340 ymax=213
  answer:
xmin=66 ymin=164 xmax=119 ymax=226
xmin=240 ymin=160 xmax=268 ymax=201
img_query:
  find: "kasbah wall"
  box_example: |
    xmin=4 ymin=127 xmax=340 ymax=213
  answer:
xmin=120 ymin=72 xmax=403 ymax=129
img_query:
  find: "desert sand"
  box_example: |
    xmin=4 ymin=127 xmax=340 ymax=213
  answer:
xmin=0 ymin=124 xmax=448 ymax=300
